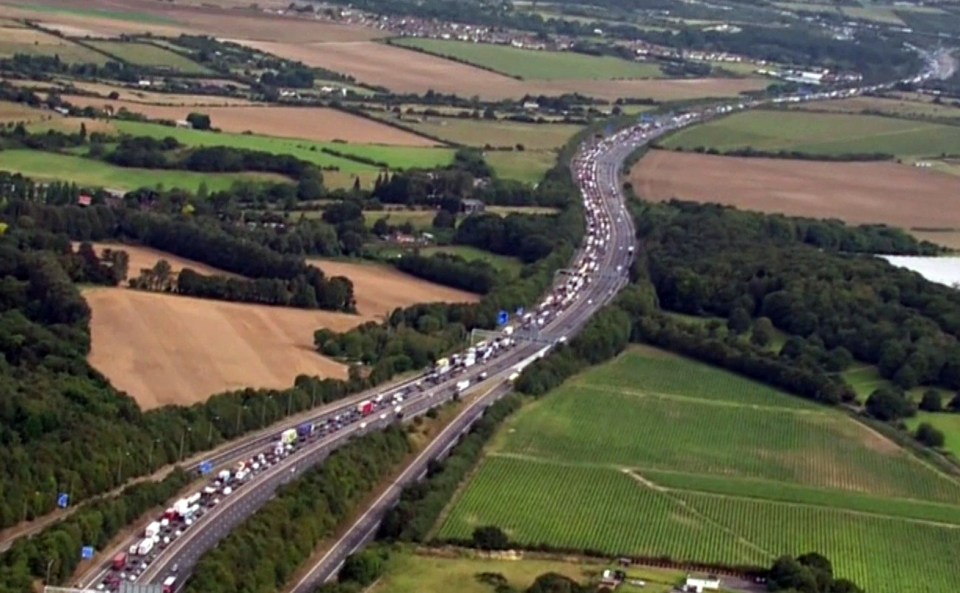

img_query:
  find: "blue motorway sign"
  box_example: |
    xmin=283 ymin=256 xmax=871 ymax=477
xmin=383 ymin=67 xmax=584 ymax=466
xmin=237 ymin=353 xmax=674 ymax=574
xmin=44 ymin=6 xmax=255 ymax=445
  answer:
xmin=81 ymin=546 xmax=95 ymax=560
xmin=497 ymin=310 xmax=509 ymax=326
xmin=57 ymin=493 xmax=69 ymax=509
xmin=198 ymin=460 xmax=214 ymax=475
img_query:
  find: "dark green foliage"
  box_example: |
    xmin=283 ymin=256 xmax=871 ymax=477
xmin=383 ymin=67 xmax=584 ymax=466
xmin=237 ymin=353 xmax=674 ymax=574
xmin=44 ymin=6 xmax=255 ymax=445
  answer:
xmin=339 ymin=549 xmax=387 ymax=587
xmin=395 ymin=254 xmax=497 ymax=294
xmin=865 ymin=387 xmax=916 ymax=422
xmin=183 ymin=426 xmax=410 ymax=593
xmin=915 ymin=423 xmax=945 ymax=448
xmin=767 ymin=553 xmax=863 ymax=593
xmin=186 ymin=112 xmax=211 ymax=130
xmin=919 ymin=389 xmax=943 ymax=412
xmin=473 ymin=525 xmax=510 ymax=550
xmin=0 ymin=469 xmax=190 ymax=589
xmin=377 ymin=395 xmax=522 ymax=542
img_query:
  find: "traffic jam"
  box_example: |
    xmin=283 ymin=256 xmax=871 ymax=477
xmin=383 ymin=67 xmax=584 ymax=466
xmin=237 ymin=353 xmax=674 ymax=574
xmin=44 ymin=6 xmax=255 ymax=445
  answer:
xmin=90 ymin=95 xmax=687 ymax=593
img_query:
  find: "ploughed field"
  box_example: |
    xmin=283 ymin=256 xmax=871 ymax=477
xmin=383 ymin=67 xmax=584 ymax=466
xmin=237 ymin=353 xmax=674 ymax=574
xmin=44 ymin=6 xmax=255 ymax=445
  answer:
xmin=82 ymin=246 xmax=478 ymax=409
xmin=629 ymin=151 xmax=960 ymax=233
xmin=436 ymin=347 xmax=960 ymax=593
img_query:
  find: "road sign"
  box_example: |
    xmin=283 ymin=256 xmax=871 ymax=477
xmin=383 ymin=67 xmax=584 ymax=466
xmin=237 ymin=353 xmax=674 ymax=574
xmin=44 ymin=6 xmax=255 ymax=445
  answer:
xmin=198 ymin=460 xmax=213 ymax=475
xmin=81 ymin=546 xmax=94 ymax=560
xmin=57 ymin=493 xmax=69 ymax=508
xmin=497 ymin=310 xmax=509 ymax=326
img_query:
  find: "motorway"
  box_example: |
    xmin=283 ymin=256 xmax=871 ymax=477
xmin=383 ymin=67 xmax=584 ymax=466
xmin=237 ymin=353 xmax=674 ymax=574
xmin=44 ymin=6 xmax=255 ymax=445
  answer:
xmin=68 ymin=46 xmax=955 ymax=593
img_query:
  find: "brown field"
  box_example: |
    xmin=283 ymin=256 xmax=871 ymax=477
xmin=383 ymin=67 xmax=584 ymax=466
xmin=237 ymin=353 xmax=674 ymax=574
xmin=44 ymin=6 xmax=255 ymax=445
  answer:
xmin=64 ymin=82 xmax=259 ymax=106
xmin=0 ymin=100 xmax=49 ymax=124
xmin=630 ymin=151 xmax=960 ymax=231
xmin=29 ymin=116 xmax=116 ymax=134
xmin=77 ymin=242 xmax=242 ymax=282
xmin=236 ymin=40 xmax=766 ymax=101
xmin=85 ymin=288 xmax=353 ymax=409
xmin=0 ymin=0 xmax=379 ymax=41
xmin=60 ymin=96 xmax=438 ymax=145
xmin=308 ymin=259 xmax=480 ymax=319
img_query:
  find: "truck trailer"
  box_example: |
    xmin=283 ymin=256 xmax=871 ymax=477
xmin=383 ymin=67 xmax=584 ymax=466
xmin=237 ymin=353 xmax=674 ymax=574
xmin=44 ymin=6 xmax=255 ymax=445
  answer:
xmin=112 ymin=552 xmax=127 ymax=571
xmin=358 ymin=400 xmax=374 ymax=416
xmin=280 ymin=428 xmax=297 ymax=445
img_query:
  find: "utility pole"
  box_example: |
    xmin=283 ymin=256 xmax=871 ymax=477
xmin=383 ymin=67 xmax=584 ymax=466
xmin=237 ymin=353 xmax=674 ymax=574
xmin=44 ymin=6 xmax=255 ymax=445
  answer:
xmin=45 ymin=558 xmax=57 ymax=585
xmin=207 ymin=415 xmax=219 ymax=445
xmin=147 ymin=438 xmax=160 ymax=468
xmin=178 ymin=427 xmax=192 ymax=461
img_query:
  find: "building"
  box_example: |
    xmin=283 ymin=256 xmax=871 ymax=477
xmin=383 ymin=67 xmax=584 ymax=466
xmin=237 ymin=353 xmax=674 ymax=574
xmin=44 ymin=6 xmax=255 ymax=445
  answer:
xmin=76 ymin=195 xmax=93 ymax=207
xmin=684 ymin=575 xmax=720 ymax=592
xmin=461 ymin=199 xmax=486 ymax=215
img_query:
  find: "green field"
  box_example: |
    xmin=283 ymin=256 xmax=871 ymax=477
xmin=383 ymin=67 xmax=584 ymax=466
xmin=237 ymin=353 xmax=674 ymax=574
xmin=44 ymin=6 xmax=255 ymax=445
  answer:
xmin=373 ymin=551 xmax=690 ymax=593
xmin=85 ymin=41 xmax=211 ymax=74
xmin=0 ymin=149 xmax=280 ymax=192
xmin=437 ymin=348 xmax=960 ymax=593
xmin=419 ymin=245 xmax=524 ymax=274
xmin=486 ymin=150 xmax=557 ymax=184
xmin=400 ymin=118 xmax=583 ymax=150
xmin=10 ymin=3 xmax=177 ymax=24
xmin=906 ymin=412 xmax=960 ymax=459
xmin=392 ymin=38 xmax=663 ymax=80
xmin=661 ymin=110 xmax=960 ymax=157
xmin=112 ymin=121 xmax=456 ymax=173
xmin=0 ymin=29 xmax=109 ymax=64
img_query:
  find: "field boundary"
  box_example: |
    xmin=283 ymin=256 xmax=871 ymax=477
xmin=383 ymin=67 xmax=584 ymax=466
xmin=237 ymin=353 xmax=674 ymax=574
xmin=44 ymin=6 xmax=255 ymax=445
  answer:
xmin=384 ymin=37 xmax=525 ymax=81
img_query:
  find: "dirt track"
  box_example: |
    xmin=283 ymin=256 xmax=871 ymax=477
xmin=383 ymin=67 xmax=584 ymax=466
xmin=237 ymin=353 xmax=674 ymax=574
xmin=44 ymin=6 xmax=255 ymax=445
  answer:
xmin=237 ymin=40 xmax=766 ymax=101
xmin=630 ymin=151 xmax=960 ymax=231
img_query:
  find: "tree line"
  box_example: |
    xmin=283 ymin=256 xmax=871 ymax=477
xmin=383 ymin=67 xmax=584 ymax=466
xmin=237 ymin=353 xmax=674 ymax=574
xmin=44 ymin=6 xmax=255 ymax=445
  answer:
xmin=183 ymin=425 xmax=411 ymax=593
xmin=395 ymin=253 xmax=498 ymax=294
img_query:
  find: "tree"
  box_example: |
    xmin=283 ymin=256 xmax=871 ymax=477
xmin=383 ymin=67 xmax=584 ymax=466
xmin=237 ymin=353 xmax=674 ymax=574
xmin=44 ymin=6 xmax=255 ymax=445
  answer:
xmin=727 ymin=307 xmax=751 ymax=334
xmin=948 ymin=392 xmax=960 ymax=412
xmin=472 ymin=525 xmax=509 ymax=550
xmin=919 ymin=389 xmax=943 ymax=412
xmin=915 ymin=422 xmax=945 ymax=448
xmin=339 ymin=550 xmax=384 ymax=586
xmin=371 ymin=217 xmax=390 ymax=237
xmin=432 ymin=209 xmax=456 ymax=229
xmin=865 ymin=387 xmax=914 ymax=422
xmin=751 ymin=317 xmax=775 ymax=347
xmin=186 ymin=112 xmax=211 ymax=130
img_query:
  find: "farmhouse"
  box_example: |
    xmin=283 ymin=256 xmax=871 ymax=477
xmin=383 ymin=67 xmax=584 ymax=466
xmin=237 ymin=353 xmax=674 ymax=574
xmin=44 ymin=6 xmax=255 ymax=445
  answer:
xmin=461 ymin=198 xmax=486 ymax=215
xmin=682 ymin=575 xmax=720 ymax=592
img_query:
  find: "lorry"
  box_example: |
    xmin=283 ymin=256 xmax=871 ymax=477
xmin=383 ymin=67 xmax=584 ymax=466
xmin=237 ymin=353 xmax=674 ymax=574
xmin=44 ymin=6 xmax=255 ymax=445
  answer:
xmin=297 ymin=422 xmax=314 ymax=439
xmin=280 ymin=428 xmax=298 ymax=445
xmin=358 ymin=400 xmax=374 ymax=416
xmin=136 ymin=538 xmax=154 ymax=556
xmin=112 ymin=552 xmax=127 ymax=571
xmin=162 ymin=576 xmax=177 ymax=593
xmin=144 ymin=521 xmax=161 ymax=538
xmin=456 ymin=380 xmax=470 ymax=394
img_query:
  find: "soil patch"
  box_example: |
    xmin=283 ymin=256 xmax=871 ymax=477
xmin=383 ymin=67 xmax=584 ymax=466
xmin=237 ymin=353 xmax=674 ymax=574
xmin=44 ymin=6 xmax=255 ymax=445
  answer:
xmin=630 ymin=151 xmax=960 ymax=231
xmin=76 ymin=242 xmax=243 ymax=282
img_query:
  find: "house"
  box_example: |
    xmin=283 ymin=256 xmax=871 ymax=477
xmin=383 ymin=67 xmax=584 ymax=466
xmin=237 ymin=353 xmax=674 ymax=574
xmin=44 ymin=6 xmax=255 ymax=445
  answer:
xmin=76 ymin=194 xmax=93 ymax=207
xmin=683 ymin=575 xmax=720 ymax=592
xmin=522 ymin=101 xmax=540 ymax=111
xmin=461 ymin=199 xmax=486 ymax=215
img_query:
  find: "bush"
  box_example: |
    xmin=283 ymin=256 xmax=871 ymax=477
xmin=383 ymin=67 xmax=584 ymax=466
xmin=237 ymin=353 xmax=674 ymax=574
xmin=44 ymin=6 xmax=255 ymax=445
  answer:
xmin=915 ymin=422 xmax=945 ymax=448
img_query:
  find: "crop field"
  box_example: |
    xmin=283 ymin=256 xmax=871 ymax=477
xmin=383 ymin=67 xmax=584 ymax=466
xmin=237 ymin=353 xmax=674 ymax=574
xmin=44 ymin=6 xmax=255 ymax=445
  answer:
xmin=80 ymin=242 xmax=242 ymax=281
xmin=374 ymin=551 xmax=688 ymax=593
xmin=66 ymin=100 xmax=440 ymax=147
xmin=437 ymin=348 xmax=960 ymax=593
xmin=235 ymin=39 xmax=766 ymax=101
xmin=111 ymin=121 xmax=451 ymax=170
xmin=391 ymin=38 xmax=664 ymax=80
xmin=306 ymin=259 xmax=479 ymax=318
xmin=85 ymin=40 xmax=210 ymax=73
xmin=793 ymin=94 xmax=960 ymax=120
xmin=84 ymin=287 xmax=351 ymax=410
xmin=57 ymin=82 xmax=258 ymax=105
xmin=398 ymin=118 xmax=583 ymax=150
xmin=0 ymin=23 xmax=109 ymax=63
xmin=0 ymin=149 xmax=283 ymax=192
xmin=0 ymin=100 xmax=49 ymax=124
xmin=0 ymin=0 xmax=380 ymax=41
xmin=660 ymin=110 xmax=960 ymax=157
xmin=630 ymin=151 xmax=960 ymax=231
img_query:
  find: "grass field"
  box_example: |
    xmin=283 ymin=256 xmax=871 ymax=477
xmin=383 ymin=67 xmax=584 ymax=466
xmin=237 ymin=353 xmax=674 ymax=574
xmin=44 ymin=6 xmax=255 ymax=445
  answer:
xmin=85 ymin=40 xmax=210 ymax=73
xmin=112 ymin=121 xmax=453 ymax=171
xmin=419 ymin=245 xmax=524 ymax=275
xmin=793 ymin=94 xmax=960 ymax=121
xmin=0 ymin=23 xmax=109 ymax=63
xmin=486 ymin=150 xmax=558 ymax=184
xmin=0 ymin=149 xmax=281 ymax=192
xmin=373 ymin=551 xmax=689 ymax=593
xmin=391 ymin=38 xmax=664 ymax=80
xmin=437 ymin=348 xmax=960 ymax=593
xmin=661 ymin=110 xmax=960 ymax=157
xmin=906 ymin=412 xmax=960 ymax=459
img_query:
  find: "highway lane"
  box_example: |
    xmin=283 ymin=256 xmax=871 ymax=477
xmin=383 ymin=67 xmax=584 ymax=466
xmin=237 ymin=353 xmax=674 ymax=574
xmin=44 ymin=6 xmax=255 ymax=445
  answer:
xmin=127 ymin=119 xmax=638 ymax=593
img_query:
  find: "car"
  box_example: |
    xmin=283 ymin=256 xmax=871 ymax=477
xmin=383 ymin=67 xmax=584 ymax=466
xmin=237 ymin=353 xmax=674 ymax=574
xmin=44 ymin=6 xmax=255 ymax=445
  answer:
xmin=172 ymin=563 xmax=180 ymax=573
